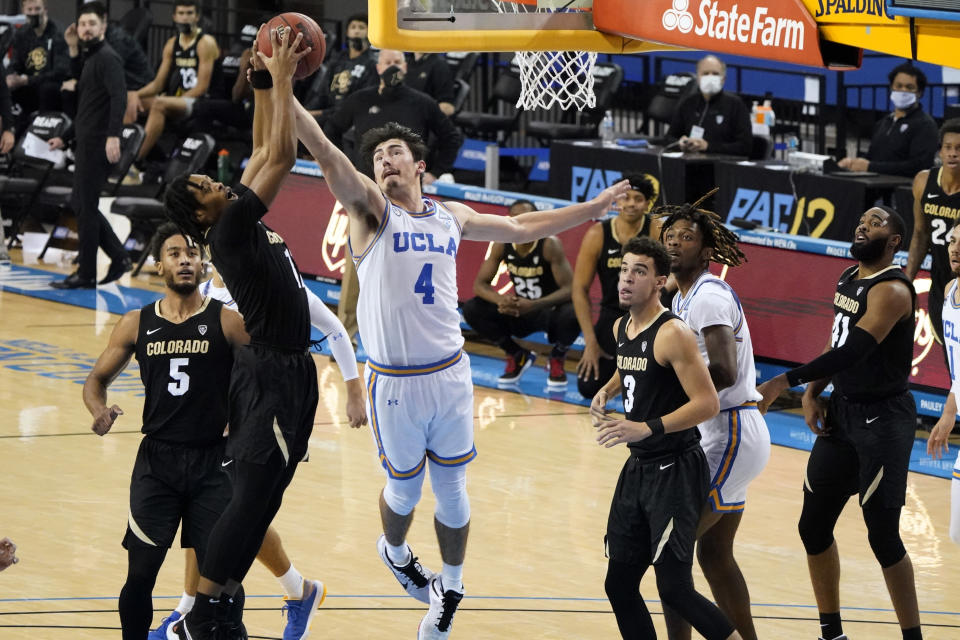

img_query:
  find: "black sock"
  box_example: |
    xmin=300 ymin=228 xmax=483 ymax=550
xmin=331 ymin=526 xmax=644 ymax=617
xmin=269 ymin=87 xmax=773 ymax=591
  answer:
xmin=902 ymin=626 xmax=922 ymax=640
xmin=819 ymin=612 xmax=843 ymax=639
xmin=191 ymin=592 xmax=220 ymax=620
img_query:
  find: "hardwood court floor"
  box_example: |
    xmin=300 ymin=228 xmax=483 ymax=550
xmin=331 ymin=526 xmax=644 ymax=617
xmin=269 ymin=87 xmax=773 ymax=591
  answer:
xmin=0 ymin=288 xmax=958 ymax=639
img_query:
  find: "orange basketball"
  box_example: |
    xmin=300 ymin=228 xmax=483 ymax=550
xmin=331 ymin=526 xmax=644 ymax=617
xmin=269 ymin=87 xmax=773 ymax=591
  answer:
xmin=255 ymin=12 xmax=325 ymax=80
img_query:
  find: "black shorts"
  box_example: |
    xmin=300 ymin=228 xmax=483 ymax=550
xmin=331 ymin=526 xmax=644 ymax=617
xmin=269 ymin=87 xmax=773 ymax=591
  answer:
xmin=225 ymin=344 xmax=319 ymax=465
xmin=124 ymin=437 xmax=232 ymax=551
xmin=605 ymin=446 xmax=709 ymax=566
xmin=806 ymin=391 xmax=916 ymax=509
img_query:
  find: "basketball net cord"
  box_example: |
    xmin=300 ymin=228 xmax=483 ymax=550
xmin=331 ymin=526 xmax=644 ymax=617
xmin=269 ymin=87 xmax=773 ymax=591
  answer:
xmin=490 ymin=1 xmax=598 ymax=111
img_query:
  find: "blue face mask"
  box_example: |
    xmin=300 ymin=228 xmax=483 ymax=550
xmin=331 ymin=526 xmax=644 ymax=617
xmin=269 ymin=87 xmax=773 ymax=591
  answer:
xmin=890 ymin=90 xmax=917 ymax=110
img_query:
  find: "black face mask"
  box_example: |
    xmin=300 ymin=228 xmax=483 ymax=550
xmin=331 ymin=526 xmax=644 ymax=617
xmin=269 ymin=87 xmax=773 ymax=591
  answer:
xmin=849 ymin=236 xmax=888 ymax=263
xmin=348 ymin=36 xmax=365 ymax=50
xmin=26 ymin=14 xmax=41 ymax=29
xmin=380 ymin=65 xmax=404 ymax=88
xmin=79 ymin=38 xmax=104 ymax=55
xmin=175 ymin=22 xmax=194 ymax=35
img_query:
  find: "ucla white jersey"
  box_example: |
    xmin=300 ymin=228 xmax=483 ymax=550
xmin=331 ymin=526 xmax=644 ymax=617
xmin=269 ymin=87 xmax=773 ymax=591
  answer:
xmin=943 ymin=280 xmax=960 ymax=409
xmin=672 ymin=272 xmax=762 ymax=410
xmin=354 ymin=197 xmax=464 ymax=366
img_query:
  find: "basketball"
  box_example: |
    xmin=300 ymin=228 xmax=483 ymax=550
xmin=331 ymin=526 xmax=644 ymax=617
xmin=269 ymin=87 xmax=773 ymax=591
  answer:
xmin=255 ymin=12 xmax=325 ymax=80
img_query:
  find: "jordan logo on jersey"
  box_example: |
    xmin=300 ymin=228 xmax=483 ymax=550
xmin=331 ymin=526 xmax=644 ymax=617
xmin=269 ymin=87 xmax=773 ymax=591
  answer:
xmin=393 ymin=232 xmax=457 ymax=257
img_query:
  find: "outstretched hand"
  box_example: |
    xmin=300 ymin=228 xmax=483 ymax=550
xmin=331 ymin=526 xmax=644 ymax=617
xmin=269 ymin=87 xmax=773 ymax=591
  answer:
xmin=257 ymin=25 xmax=311 ymax=81
xmin=591 ymin=179 xmax=631 ymax=218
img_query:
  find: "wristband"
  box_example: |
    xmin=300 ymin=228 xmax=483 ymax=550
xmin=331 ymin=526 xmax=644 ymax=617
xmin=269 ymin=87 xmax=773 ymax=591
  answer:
xmin=648 ymin=417 xmax=665 ymax=437
xmin=250 ymin=69 xmax=273 ymax=90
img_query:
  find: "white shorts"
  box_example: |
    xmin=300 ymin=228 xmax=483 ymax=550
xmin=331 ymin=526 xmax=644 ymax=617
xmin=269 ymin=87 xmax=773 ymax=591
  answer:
xmin=699 ymin=403 xmax=770 ymax=512
xmin=951 ymin=450 xmax=960 ymax=545
xmin=364 ymin=350 xmax=476 ymax=480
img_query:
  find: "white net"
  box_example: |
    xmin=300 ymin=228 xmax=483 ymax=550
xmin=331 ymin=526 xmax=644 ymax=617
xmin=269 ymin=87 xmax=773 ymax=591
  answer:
xmin=491 ymin=1 xmax=598 ymax=111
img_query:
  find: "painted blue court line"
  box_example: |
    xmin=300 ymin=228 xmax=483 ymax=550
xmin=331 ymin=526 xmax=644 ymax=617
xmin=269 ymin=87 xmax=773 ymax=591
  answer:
xmin=3 ymin=264 xmax=956 ymax=478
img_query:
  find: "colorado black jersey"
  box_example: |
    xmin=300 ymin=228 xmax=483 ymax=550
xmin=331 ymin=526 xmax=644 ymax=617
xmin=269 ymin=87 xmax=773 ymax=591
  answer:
xmin=921 ymin=168 xmax=960 ymax=298
xmin=830 ymin=265 xmax=916 ymax=400
xmin=207 ymin=184 xmax=310 ymax=351
xmin=503 ymin=240 xmax=559 ymax=300
xmin=617 ymin=310 xmax=699 ymax=461
xmin=135 ymin=298 xmax=233 ymax=446
xmin=166 ymin=32 xmax=203 ymax=96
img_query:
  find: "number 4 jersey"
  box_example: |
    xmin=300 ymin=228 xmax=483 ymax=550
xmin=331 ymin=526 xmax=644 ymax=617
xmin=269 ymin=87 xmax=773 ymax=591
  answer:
xmin=355 ymin=197 xmax=463 ymax=366
xmin=831 ymin=264 xmax=916 ymax=401
xmin=135 ymin=298 xmax=234 ymax=446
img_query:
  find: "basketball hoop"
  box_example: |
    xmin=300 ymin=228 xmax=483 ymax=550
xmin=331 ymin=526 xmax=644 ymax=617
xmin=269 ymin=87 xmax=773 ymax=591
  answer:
xmin=491 ymin=0 xmax=598 ymax=111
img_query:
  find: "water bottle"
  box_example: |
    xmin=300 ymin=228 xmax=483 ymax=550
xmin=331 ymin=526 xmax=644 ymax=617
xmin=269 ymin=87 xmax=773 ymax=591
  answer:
xmin=217 ymin=148 xmax=232 ymax=184
xmin=600 ymin=111 xmax=615 ymax=145
xmin=762 ymin=99 xmax=776 ymax=128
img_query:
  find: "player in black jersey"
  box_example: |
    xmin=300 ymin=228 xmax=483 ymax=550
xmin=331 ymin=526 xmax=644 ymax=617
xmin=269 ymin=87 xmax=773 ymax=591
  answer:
xmin=906 ymin=118 xmax=960 ymax=361
xmin=462 ymin=198 xmax=580 ymax=386
xmin=161 ymin=27 xmax=318 ymax=640
xmin=590 ymin=236 xmax=739 ymax=640
xmin=759 ymin=206 xmax=923 ymax=640
xmin=574 ymin=174 xmax=659 ymax=399
xmin=83 ymin=224 xmax=249 ymax=640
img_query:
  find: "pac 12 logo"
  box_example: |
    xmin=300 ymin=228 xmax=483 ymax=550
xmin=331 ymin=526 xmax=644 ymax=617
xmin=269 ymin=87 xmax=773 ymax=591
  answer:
xmin=571 ymin=166 xmax=624 ymax=202
xmin=727 ymin=187 xmax=835 ymax=237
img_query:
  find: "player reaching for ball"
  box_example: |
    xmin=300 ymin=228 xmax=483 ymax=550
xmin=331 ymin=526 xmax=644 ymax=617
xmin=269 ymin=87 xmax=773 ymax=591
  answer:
xmin=161 ymin=22 xmax=322 ymax=640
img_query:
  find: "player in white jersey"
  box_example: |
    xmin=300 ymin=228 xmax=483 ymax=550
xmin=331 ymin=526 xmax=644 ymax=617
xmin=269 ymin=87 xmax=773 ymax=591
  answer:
xmin=929 ymin=220 xmax=960 ymax=547
xmin=659 ymin=198 xmax=770 ymax=640
xmin=295 ymin=112 xmax=628 ymax=638
xmin=149 ymin=266 xmax=366 ymax=640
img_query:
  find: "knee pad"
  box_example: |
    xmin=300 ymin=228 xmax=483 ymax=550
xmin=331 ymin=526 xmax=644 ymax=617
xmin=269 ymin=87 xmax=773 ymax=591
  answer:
xmin=429 ymin=462 xmax=470 ymax=529
xmin=382 ymin=474 xmax=424 ymax=517
xmin=864 ymin=507 xmax=906 ymax=568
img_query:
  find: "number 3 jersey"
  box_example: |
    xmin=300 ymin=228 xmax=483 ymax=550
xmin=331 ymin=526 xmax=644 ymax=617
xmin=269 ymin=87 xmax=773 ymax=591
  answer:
xmin=831 ymin=265 xmax=916 ymax=400
xmin=135 ymin=298 xmax=233 ymax=446
xmin=355 ymin=197 xmax=463 ymax=366
xmin=616 ymin=310 xmax=699 ymax=461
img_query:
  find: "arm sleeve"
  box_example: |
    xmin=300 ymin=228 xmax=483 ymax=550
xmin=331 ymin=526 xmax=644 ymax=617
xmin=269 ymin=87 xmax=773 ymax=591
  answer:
xmin=307 ymin=287 xmax=359 ymax=381
xmin=868 ymin=116 xmax=939 ymax=176
xmin=785 ymin=326 xmax=877 ymax=387
xmin=104 ymin=56 xmax=127 ymax=138
xmin=428 ymin=101 xmax=463 ymax=175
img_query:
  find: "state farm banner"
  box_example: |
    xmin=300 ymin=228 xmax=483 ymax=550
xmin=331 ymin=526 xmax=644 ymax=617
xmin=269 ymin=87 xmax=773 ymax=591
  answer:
xmin=595 ymin=0 xmax=827 ymax=68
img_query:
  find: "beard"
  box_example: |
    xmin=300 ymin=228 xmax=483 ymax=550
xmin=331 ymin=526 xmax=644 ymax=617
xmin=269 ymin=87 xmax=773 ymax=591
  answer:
xmin=849 ymin=236 xmax=888 ymax=262
xmin=168 ymin=280 xmax=199 ymax=295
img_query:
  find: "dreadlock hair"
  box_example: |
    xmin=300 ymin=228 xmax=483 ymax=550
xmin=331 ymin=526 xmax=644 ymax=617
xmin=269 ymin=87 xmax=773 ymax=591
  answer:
xmin=654 ymin=188 xmax=746 ymax=268
xmin=359 ymin=122 xmax=429 ymax=175
xmin=163 ymin=174 xmax=207 ymax=247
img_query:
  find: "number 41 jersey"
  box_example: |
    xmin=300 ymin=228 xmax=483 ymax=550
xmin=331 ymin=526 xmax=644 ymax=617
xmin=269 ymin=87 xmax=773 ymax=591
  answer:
xmin=830 ymin=265 xmax=915 ymax=400
xmin=355 ymin=197 xmax=464 ymax=366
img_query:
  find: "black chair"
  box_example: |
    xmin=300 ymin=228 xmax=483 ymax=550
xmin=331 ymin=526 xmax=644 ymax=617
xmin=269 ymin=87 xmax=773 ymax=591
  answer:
xmin=749 ymin=135 xmax=774 ymax=160
xmin=2 ymin=111 xmax=73 ymax=248
xmin=38 ymin=124 xmax=147 ymax=261
xmin=640 ymin=72 xmax=696 ymax=140
xmin=111 ymin=133 xmax=216 ymax=274
xmin=444 ymin=52 xmax=480 ymax=83
xmin=450 ymin=78 xmax=471 ymax=115
xmin=454 ymin=65 xmax=523 ymax=143
xmin=526 ymin=62 xmax=625 ymax=145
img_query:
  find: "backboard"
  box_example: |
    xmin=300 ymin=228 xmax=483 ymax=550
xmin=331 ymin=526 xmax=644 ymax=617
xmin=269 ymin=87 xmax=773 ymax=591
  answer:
xmin=367 ymin=0 xmax=677 ymax=54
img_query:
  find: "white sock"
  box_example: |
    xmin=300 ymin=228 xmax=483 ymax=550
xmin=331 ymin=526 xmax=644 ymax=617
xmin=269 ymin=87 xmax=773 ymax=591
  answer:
xmin=441 ymin=563 xmax=463 ymax=592
xmin=175 ymin=592 xmax=195 ymax=615
xmin=278 ymin=565 xmax=304 ymax=599
xmin=386 ymin=541 xmax=411 ymax=566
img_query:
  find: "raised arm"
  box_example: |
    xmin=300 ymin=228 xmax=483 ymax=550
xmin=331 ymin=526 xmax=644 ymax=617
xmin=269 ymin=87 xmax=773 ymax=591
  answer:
xmin=243 ymin=28 xmax=306 ymax=208
xmin=294 ymin=97 xmax=384 ymax=220
xmin=905 ymin=169 xmax=931 ymax=280
xmin=451 ymin=180 xmax=630 ymax=243
xmin=83 ymin=311 xmax=139 ymax=436
xmin=239 ymin=37 xmax=271 ymax=187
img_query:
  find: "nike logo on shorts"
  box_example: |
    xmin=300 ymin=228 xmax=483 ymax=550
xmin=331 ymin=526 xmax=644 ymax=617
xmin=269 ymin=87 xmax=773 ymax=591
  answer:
xmin=146 ymin=328 xmax=162 ymax=335
xmin=221 ymin=459 xmax=233 ymax=467
xmin=659 ymin=462 xmax=675 ymax=471
xmin=866 ymin=416 xmax=879 ymax=424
